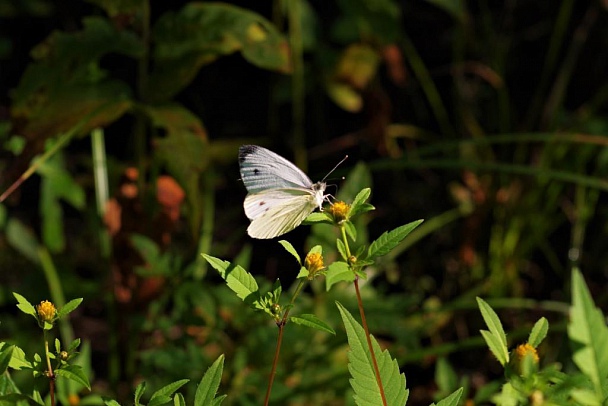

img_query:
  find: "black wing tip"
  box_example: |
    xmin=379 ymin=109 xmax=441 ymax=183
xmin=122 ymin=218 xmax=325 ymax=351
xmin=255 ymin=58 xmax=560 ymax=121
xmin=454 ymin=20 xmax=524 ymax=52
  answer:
xmin=238 ymin=145 xmax=260 ymax=163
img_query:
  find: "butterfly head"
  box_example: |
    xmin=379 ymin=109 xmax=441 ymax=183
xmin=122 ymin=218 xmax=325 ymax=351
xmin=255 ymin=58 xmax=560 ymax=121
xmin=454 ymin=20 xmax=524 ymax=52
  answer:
xmin=312 ymin=181 xmax=329 ymax=210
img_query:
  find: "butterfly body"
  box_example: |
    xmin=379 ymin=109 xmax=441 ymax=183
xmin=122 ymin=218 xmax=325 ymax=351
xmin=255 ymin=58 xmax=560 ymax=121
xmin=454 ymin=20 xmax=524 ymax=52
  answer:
xmin=238 ymin=145 xmax=328 ymax=239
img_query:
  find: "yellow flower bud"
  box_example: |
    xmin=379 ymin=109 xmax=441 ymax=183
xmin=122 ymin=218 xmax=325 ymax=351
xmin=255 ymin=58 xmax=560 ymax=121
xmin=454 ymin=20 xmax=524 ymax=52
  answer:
xmin=329 ymin=201 xmax=350 ymax=223
xmin=305 ymin=252 xmax=325 ymax=277
xmin=36 ymin=300 xmax=56 ymax=323
xmin=515 ymin=343 xmax=539 ymax=364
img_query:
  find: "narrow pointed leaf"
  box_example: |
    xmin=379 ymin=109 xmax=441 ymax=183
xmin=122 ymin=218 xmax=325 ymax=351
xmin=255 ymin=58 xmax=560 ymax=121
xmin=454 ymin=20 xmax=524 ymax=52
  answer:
xmin=528 ymin=317 xmax=549 ymax=348
xmin=278 ymin=240 xmax=301 ymax=264
xmin=433 ymin=387 xmax=464 ymax=406
xmin=194 ymin=355 xmax=225 ymax=406
xmin=57 ymin=298 xmax=83 ymax=318
xmin=480 ymin=330 xmax=508 ymax=366
xmin=13 ymin=293 xmax=37 ymax=317
xmin=150 ymin=379 xmax=189 ymax=403
xmin=568 ymin=268 xmax=608 ymax=401
xmin=134 ymin=381 xmax=146 ymax=405
xmin=336 ymin=302 xmax=408 ymax=406
xmin=290 ymin=314 xmax=336 ymax=335
xmin=54 ymin=365 xmax=91 ymax=390
xmin=476 ymin=298 xmax=507 ymax=348
xmin=367 ymin=220 xmax=423 ymax=260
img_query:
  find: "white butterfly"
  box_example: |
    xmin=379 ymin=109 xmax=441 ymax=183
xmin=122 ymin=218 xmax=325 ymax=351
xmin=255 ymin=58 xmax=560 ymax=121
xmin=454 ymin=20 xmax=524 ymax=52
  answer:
xmin=238 ymin=145 xmax=329 ymax=239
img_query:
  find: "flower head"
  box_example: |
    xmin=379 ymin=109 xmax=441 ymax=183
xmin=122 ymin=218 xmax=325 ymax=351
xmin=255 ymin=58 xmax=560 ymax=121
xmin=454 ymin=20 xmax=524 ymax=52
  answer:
xmin=329 ymin=201 xmax=350 ymax=223
xmin=305 ymin=252 xmax=325 ymax=278
xmin=36 ymin=300 xmax=56 ymax=323
xmin=515 ymin=343 xmax=539 ymax=364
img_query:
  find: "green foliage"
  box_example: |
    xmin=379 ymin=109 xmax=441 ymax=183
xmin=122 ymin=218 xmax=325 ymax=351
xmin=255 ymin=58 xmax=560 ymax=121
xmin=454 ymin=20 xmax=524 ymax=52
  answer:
xmin=336 ymin=302 xmax=408 ymax=406
xmin=477 ymin=297 xmax=509 ymax=366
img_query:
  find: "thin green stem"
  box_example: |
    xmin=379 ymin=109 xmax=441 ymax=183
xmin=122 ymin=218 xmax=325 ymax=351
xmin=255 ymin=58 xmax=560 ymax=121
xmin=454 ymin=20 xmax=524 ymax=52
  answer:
xmin=341 ymin=224 xmax=387 ymax=406
xmin=43 ymin=330 xmax=56 ymax=406
xmin=264 ymin=278 xmax=307 ymax=406
xmin=195 ymin=169 xmax=216 ymax=280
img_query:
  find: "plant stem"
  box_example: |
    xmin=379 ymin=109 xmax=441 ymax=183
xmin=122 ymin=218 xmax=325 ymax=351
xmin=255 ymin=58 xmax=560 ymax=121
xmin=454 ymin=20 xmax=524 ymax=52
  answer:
xmin=264 ymin=278 xmax=307 ymax=406
xmin=341 ymin=225 xmax=387 ymax=406
xmin=354 ymin=277 xmax=388 ymax=406
xmin=43 ymin=330 xmax=55 ymax=406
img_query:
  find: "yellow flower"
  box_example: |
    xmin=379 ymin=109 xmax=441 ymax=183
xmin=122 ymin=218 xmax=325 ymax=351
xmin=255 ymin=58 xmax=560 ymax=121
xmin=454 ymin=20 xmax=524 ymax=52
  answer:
xmin=515 ymin=343 xmax=539 ymax=364
xmin=329 ymin=201 xmax=350 ymax=222
xmin=36 ymin=300 xmax=56 ymax=323
xmin=305 ymin=252 xmax=325 ymax=277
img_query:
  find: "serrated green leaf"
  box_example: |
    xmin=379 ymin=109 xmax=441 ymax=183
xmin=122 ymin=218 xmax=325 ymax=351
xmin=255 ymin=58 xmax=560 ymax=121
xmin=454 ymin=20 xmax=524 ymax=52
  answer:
xmin=202 ymin=255 xmax=260 ymax=305
xmin=336 ymin=238 xmax=348 ymax=261
xmin=150 ymin=379 xmax=189 ymax=403
xmin=433 ymin=387 xmax=464 ymax=406
xmin=480 ymin=330 xmax=508 ymax=366
xmin=336 ymin=302 xmax=408 ymax=406
xmin=290 ymin=314 xmax=336 ymax=335
xmin=13 ymin=293 xmax=37 ymax=317
xmin=6 ymin=344 xmax=31 ymax=370
xmin=367 ymin=220 xmax=423 ymax=260
xmin=278 ymin=240 xmax=301 ymax=264
xmin=326 ymin=261 xmax=354 ymax=291
xmin=344 ymin=221 xmax=357 ymax=242
xmin=476 ymin=298 xmax=507 ymax=349
xmin=528 ymin=317 xmax=548 ymax=348
xmin=57 ymin=298 xmax=83 ymax=318
xmin=194 ymin=355 xmax=225 ymax=406
xmin=349 ymin=188 xmax=371 ymax=215
xmin=55 ymin=364 xmax=90 ymax=390
xmin=134 ymin=381 xmax=146 ymax=405
xmin=568 ymin=268 xmax=608 ymax=401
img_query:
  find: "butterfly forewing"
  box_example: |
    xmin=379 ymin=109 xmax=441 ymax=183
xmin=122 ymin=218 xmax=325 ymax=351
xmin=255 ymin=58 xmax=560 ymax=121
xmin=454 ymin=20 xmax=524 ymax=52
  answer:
xmin=239 ymin=145 xmax=313 ymax=193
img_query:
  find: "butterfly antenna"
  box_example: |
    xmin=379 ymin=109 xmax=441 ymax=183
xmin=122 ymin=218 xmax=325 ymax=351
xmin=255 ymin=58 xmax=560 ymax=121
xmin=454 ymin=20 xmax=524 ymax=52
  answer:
xmin=322 ymin=154 xmax=349 ymax=182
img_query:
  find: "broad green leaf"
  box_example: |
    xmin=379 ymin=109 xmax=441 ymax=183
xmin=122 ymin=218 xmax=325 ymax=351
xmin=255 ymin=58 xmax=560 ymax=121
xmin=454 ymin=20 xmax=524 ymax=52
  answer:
xmin=104 ymin=400 xmax=121 ymax=406
xmin=202 ymin=255 xmax=260 ymax=305
xmin=0 ymin=346 xmax=13 ymax=374
xmin=476 ymin=298 xmax=507 ymax=349
xmin=149 ymin=379 xmax=189 ymax=405
xmin=326 ymin=261 xmax=354 ymax=290
xmin=134 ymin=381 xmax=146 ymax=406
xmin=366 ymin=220 xmax=423 ymax=260
xmin=528 ymin=317 xmax=549 ymax=348
xmin=6 ymin=220 xmax=40 ymax=264
xmin=569 ymin=388 xmax=601 ymax=406
xmin=194 ymin=355 xmax=225 ymax=406
xmin=336 ymin=302 xmax=408 ymax=406
xmin=278 ymin=240 xmax=301 ymax=264
xmin=148 ymin=396 xmax=171 ymax=406
xmin=480 ymin=330 xmax=508 ymax=367
xmin=433 ymin=387 xmax=464 ymax=406
xmin=55 ymin=365 xmax=91 ymax=390
xmin=57 ymin=298 xmax=83 ymax=318
xmin=302 ymin=212 xmax=333 ymax=224
xmin=568 ymin=268 xmax=608 ymax=401
xmin=5 ymin=344 xmax=30 ymax=370
xmin=290 ymin=314 xmax=336 ymax=335
xmin=149 ymin=3 xmax=290 ymax=101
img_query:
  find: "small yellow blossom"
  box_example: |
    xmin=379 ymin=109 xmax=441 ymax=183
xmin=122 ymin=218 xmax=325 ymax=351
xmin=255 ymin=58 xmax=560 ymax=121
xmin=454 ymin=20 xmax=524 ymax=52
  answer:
xmin=515 ymin=343 xmax=539 ymax=364
xmin=36 ymin=300 xmax=56 ymax=323
xmin=305 ymin=252 xmax=325 ymax=277
xmin=329 ymin=201 xmax=350 ymax=223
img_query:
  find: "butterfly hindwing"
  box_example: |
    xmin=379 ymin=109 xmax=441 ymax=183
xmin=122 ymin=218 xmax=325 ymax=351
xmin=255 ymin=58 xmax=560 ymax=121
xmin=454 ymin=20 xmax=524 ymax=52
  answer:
xmin=246 ymin=191 xmax=318 ymax=239
xmin=239 ymin=145 xmax=313 ymax=193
